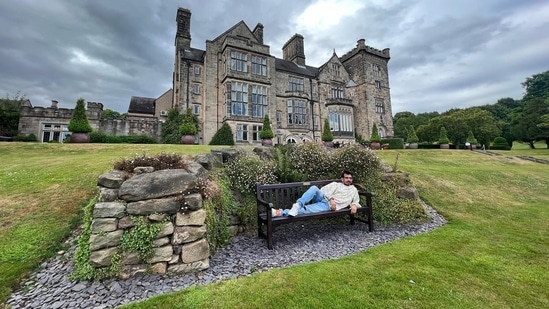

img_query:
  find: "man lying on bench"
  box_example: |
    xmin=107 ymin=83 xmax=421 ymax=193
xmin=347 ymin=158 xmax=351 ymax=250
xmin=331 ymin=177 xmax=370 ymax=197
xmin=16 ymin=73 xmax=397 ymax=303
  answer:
xmin=272 ymin=170 xmax=360 ymax=217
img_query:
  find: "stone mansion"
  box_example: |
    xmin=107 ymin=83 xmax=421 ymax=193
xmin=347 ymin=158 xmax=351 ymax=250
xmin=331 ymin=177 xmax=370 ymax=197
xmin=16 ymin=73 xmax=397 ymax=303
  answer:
xmin=171 ymin=7 xmax=393 ymax=145
xmin=18 ymin=7 xmax=394 ymax=144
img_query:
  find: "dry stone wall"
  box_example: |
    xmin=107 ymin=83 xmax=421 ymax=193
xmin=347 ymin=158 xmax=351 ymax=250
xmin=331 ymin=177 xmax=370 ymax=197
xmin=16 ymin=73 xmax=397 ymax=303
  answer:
xmin=89 ymin=152 xmax=232 ymax=278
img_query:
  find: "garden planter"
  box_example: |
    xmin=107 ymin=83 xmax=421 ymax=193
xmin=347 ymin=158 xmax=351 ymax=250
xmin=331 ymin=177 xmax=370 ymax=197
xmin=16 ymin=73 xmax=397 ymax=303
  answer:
xmin=408 ymin=143 xmax=418 ymax=149
xmin=323 ymin=141 xmax=333 ymax=148
xmin=370 ymin=142 xmax=380 ymax=150
xmin=69 ymin=133 xmax=90 ymax=143
xmin=181 ymin=135 xmax=195 ymax=144
xmin=261 ymin=138 xmax=273 ymax=146
xmin=440 ymin=143 xmax=450 ymax=149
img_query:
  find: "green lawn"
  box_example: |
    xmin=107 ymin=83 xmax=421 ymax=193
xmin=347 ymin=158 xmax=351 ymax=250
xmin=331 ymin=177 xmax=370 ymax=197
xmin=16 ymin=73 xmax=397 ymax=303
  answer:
xmin=1 ymin=142 xmax=548 ymax=308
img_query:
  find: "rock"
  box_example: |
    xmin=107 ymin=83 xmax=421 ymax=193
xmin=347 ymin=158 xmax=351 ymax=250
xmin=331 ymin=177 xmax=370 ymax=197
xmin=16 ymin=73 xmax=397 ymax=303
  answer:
xmin=172 ymin=226 xmax=207 ymax=245
xmin=176 ymin=209 xmax=207 ymax=226
xmin=91 ymin=218 xmax=118 ymax=233
xmin=97 ymin=171 xmax=127 ymax=188
xmin=93 ymin=202 xmax=126 ymax=218
xmin=181 ymin=239 xmax=209 ymax=263
xmin=126 ymin=198 xmax=180 ymax=215
xmin=89 ymin=230 xmax=124 ymax=251
xmin=118 ymin=169 xmax=197 ymax=201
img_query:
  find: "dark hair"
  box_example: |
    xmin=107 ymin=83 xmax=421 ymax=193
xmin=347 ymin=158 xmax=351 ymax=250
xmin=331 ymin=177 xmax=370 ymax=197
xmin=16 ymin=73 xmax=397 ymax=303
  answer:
xmin=341 ymin=170 xmax=353 ymax=178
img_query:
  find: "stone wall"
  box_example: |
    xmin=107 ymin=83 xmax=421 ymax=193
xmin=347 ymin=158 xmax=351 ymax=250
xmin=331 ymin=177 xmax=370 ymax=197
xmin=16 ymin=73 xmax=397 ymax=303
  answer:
xmin=89 ymin=152 xmax=230 ymax=278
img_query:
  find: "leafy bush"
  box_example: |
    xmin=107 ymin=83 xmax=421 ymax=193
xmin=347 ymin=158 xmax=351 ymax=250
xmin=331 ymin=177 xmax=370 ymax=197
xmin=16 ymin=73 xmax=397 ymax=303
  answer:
xmin=105 ymin=135 xmax=122 ymax=143
xmin=12 ymin=133 xmax=37 ymax=142
xmin=381 ymin=138 xmax=404 ymax=149
xmin=209 ymin=123 xmax=235 ymax=145
xmin=491 ymin=136 xmax=510 ymax=150
xmin=123 ymin=134 xmax=157 ymax=144
xmin=225 ymin=152 xmax=277 ymax=194
xmin=89 ymin=131 xmax=108 ymax=143
xmin=162 ymin=109 xmax=184 ymax=144
xmin=274 ymin=144 xmax=304 ymax=183
xmin=289 ymin=142 xmax=330 ymax=180
xmin=90 ymin=132 xmax=157 ymax=144
xmin=330 ymin=144 xmax=381 ymax=190
xmin=372 ymin=179 xmax=428 ymax=225
xmin=113 ymin=153 xmax=188 ymax=173
xmin=179 ymin=108 xmax=198 ymax=135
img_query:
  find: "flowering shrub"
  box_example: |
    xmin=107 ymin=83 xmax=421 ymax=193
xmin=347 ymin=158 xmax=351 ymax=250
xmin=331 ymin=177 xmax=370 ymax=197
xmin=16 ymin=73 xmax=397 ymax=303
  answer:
xmin=373 ymin=178 xmax=428 ymax=225
xmin=196 ymin=172 xmax=238 ymax=252
xmin=289 ymin=142 xmax=331 ymax=180
xmin=330 ymin=144 xmax=381 ymax=190
xmin=225 ymin=152 xmax=277 ymax=194
xmin=113 ymin=152 xmax=188 ymax=173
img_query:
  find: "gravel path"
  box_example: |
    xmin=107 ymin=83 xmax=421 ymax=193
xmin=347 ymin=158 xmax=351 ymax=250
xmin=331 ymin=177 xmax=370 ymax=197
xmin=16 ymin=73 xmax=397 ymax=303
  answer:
xmin=6 ymin=202 xmax=446 ymax=309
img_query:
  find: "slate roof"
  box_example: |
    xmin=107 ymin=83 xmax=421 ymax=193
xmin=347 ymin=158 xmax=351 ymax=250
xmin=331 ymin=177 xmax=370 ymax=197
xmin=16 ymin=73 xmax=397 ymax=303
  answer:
xmin=180 ymin=47 xmax=205 ymax=62
xmin=128 ymin=96 xmax=155 ymax=114
xmin=274 ymin=58 xmax=319 ymax=78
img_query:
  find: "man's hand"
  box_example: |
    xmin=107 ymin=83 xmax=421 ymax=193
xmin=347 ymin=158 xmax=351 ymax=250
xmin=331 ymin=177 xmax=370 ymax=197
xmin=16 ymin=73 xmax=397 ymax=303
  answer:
xmin=350 ymin=204 xmax=357 ymax=214
xmin=329 ymin=198 xmax=336 ymax=211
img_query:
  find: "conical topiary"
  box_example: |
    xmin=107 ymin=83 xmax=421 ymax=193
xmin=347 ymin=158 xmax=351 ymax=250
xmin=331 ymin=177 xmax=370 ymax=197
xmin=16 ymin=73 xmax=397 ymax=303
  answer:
xmin=466 ymin=130 xmax=478 ymax=144
xmin=438 ymin=126 xmax=450 ymax=144
xmin=370 ymin=123 xmax=381 ymax=143
xmin=407 ymin=125 xmax=419 ymax=143
xmin=259 ymin=115 xmax=274 ymax=139
xmin=321 ymin=118 xmax=334 ymax=142
xmin=209 ymin=123 xmax=235 ymax=145
xmin=68 ymin=98 xmax=93 ymax=133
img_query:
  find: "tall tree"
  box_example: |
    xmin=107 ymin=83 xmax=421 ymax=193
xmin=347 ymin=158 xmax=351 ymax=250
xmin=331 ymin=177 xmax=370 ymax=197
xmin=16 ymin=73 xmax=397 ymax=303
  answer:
xmin=0 ymin=92 xmax=26 ymax=137
xmin=522 ymin=70 xmax=549 ymax=102
xmin=511 ymin=98 xmax=549 ymax=148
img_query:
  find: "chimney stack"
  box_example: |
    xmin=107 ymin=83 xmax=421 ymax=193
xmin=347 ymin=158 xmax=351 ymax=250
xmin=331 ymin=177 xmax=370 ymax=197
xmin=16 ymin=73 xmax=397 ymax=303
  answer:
xmin=282 ymin=34 xmax=306 ymax=66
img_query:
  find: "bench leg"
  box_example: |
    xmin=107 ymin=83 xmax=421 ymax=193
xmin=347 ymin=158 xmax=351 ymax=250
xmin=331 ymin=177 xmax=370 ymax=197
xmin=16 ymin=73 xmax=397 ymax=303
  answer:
xmin=349 ymin=214 xmax=355 ymax=225
xmin=267 ymin=220 xmax=274 ymax=249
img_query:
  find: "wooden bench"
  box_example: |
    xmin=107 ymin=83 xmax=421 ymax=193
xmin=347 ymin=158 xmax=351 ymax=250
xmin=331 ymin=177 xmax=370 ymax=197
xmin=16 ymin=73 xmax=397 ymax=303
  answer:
xmin=256 ymin=180 xmax=374 ymax=249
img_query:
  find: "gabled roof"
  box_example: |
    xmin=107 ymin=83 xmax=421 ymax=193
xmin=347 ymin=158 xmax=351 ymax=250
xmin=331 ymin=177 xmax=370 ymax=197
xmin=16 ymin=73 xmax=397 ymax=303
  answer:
xmin=210 ymin=20 xmax=257 ymax=44
xmin=275 ymin=58 xmax=319 ymax=78
xmin=128 ymin=96 xmax=155 ymax=114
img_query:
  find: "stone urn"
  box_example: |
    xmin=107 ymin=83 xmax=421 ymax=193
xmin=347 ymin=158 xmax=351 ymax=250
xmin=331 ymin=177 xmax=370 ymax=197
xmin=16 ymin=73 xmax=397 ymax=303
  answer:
xmin=408 ymin=143 xmax=418 ymax=149
xmin=370 ymin=142 xmax=380 ymax=150
xmin=261 ymin=138 xmax=273 ymax=146
xmin=181 ymin=135 xmax=195 ymax=145
xmin=69 ymin=132 xmax=90 ymax=143
xmin=440 ymin=143 xmax=450 ymax=149
xmin=323 ymin=141 xmax=334 ymax=148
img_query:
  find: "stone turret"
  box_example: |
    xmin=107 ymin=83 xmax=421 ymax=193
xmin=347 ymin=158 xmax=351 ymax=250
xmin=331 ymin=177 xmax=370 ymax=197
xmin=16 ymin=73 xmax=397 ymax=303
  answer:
xmin=282 ymin=34 xmax=306 ymax=66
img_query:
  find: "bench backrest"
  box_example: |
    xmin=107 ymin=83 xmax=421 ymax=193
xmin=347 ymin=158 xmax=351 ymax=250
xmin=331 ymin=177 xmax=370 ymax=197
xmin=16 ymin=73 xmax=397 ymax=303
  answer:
xmin=256 ymin=180 xmax=337 ymax=209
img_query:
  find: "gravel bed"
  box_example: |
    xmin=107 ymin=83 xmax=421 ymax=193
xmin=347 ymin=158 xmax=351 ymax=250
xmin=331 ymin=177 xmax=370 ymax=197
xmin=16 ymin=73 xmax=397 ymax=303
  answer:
xmin=6 ymin=202 xmax=446 ymax=309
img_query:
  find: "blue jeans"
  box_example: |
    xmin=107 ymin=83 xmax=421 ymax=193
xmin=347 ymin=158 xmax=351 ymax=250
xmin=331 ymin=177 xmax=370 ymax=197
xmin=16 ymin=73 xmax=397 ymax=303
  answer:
xmin=281 ymin=185 xmax=329 ymax=216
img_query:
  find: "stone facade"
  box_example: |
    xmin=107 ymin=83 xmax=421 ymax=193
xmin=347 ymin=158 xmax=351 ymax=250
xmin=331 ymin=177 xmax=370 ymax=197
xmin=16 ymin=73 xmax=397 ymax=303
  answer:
xmin=18 ymin=100 xmax=103 ymax=142
xmin=173 ymin=7 xmax=394 ymax=145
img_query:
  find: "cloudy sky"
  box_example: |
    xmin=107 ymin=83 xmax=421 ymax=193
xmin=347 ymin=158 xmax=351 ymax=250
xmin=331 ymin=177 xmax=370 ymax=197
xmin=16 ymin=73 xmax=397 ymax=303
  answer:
xmin=1 ymin=0 xmax=548 ymax=115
